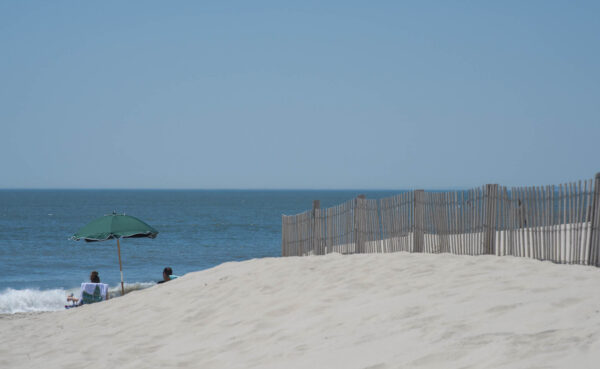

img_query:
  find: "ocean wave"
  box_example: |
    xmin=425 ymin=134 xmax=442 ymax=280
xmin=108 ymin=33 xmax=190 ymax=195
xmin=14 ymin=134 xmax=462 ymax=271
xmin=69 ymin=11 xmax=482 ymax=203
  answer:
xmin=0 ymin=288 xmax=73 ymax=314
xmin=0 ymin=282 xmax=156 ymax=314
xmin=107 ymin=282 xmax=156 ymax=299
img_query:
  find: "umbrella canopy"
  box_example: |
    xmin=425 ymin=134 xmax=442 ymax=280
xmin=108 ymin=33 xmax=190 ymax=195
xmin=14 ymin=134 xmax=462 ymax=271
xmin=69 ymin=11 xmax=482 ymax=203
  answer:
xmin=72 ymin=213 xmax=158 ymax=241
xmin=72 ymin=213 xmax=158 ymax=296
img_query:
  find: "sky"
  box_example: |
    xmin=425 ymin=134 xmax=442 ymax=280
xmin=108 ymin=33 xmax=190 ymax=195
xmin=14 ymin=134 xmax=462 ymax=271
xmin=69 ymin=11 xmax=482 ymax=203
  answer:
xmin=1 ymin=1 xmax=599 ymax=189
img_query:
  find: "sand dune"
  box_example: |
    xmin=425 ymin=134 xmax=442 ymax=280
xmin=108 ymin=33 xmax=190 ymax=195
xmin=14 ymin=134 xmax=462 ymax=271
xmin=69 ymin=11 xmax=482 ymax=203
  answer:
xmin=2 ymin=252 xmax=600 ymax=368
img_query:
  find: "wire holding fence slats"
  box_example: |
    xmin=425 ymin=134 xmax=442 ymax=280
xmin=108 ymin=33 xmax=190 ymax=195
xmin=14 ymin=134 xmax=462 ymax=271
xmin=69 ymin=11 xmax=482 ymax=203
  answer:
xmin=281 ymin=174 xmax=600 ymax=268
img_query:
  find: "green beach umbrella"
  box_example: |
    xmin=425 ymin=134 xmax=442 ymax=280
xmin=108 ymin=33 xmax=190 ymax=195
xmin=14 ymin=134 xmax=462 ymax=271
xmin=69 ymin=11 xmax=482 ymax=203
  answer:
xmin=72 ymin=212 xmax=158 ymax=296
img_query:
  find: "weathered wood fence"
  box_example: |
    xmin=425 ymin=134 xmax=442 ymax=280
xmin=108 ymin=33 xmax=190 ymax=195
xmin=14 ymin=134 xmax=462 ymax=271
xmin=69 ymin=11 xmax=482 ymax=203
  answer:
xmin=282 ymin=173 xmax=600 ymax=266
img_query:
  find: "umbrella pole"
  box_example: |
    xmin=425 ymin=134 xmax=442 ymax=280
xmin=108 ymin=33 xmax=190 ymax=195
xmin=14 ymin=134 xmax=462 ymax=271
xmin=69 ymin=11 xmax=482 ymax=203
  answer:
xmin=117 ymin=238 xmax=125 ymax=296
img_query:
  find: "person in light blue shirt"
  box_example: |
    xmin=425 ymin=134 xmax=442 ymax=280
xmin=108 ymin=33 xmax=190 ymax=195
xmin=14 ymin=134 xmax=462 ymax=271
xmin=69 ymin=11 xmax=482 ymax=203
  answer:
xmin=158 ymin=267 xmax=179 ymax=284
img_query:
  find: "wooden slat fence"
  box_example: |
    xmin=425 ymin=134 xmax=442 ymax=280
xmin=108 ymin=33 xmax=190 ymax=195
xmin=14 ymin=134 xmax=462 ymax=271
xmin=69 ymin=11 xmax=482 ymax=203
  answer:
xmin=380 ymin=192 xmax=414 ymax=253
xmin=282 ymin=173 xmax=600 ymax=267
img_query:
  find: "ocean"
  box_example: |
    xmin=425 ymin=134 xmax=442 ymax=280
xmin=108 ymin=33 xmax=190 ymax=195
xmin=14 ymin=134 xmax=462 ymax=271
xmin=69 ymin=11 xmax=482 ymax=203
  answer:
xmin=0 ymin=189 xmax=398 ymax=313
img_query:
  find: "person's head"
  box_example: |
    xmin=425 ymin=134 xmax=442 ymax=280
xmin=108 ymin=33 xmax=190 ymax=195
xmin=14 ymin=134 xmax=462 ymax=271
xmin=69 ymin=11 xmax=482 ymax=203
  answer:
xmin=163 ymin=267 xmax=173 ymax=281
xmin=90 ymin=271 xmax=100 ymax=283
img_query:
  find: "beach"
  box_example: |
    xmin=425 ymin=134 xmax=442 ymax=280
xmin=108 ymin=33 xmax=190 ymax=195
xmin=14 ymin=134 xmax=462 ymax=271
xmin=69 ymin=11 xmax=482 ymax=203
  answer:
xmin=2 ymin=1 xmax=599 ymax=367
xmin=1 ymin=252 xmax=600 ymax=368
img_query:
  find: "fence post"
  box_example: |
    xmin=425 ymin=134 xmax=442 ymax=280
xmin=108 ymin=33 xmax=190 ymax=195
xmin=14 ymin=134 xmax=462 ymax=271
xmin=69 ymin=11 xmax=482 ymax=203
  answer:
xmin=354 ymin=194 xmax=366 ymax=254
xmin=484 ymin=184 xmax=499 ymax=254
xmin=281 ymin=215 xmax=286 ymax=257
xmin=414 ymin=190 xmax=424 ymax=252
xmin=312 ymin=200 xmax=321 ymax=255
xmin=589 ymin=173 xmax=600 ymax=266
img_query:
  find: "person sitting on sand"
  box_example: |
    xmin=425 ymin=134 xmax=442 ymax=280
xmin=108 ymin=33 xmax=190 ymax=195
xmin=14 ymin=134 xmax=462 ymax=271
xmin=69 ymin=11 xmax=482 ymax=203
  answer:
xmin=66 ymin=271 xmax=110 ymax=306
xmin=157 ymin=267 xmax=179 ymax=284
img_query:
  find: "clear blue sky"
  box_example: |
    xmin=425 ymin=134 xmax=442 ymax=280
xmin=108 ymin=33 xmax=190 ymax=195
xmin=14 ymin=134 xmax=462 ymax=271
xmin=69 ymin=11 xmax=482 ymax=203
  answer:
xmin=1 ymin=1 xmax=598 ymax=189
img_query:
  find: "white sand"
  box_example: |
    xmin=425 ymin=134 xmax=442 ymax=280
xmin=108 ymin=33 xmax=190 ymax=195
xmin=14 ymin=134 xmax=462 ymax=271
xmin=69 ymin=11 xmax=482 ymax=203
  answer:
xmin=2 ymin=253 xmax=600 ymax=369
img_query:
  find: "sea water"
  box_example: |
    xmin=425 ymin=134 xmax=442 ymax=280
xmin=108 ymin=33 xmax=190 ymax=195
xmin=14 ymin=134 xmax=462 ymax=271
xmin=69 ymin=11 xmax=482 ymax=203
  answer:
xmin=0 ymin=189 xmax=398 ymax=313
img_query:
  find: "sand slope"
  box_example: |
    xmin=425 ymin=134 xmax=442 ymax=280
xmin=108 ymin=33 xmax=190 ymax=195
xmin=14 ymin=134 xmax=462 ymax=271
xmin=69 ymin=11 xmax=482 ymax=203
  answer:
xmin=2 ymin=253 xmax=600 ymax=369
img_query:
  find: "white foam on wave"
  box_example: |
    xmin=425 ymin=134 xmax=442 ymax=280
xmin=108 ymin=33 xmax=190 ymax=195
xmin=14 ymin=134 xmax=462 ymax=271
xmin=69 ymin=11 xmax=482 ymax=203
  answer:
xmin=1 ymin=282 xmax=157 ymax=314
xmin=107 ymin=282 xmax=156 ymax=299
xmin=0 ymin=288 xmax=72 ymax=314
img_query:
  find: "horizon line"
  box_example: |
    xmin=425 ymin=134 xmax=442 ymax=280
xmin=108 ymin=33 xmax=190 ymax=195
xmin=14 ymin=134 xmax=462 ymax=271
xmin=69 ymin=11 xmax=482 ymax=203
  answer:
xmin=0 ymin=187 xmax=467 ymax=191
